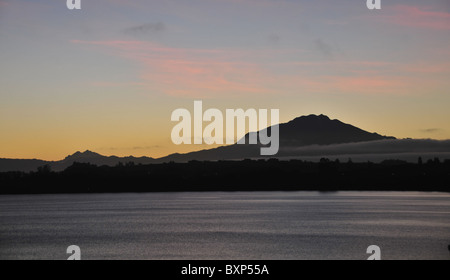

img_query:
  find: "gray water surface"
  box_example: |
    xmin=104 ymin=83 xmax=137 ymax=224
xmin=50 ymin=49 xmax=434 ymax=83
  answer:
xmin=0 ymin=191 xmax=449 ymax=259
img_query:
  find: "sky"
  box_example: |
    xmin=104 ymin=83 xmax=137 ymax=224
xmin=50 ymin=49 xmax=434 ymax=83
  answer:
xmin=1 ymin=0 xmax=450 ymax=161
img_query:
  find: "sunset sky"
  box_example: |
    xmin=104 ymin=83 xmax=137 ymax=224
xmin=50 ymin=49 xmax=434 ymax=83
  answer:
xmin=1 ymin=0 xmax=450 ymax=160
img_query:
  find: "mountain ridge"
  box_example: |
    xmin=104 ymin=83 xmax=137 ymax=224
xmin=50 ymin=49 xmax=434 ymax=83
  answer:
xmin=0 ymin=114 xmax=402 ymax=172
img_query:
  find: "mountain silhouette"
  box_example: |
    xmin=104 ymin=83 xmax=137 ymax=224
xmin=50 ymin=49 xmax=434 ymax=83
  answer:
xmin=49 ymin=150 xmax=156 ymax=171
xmin=278 ymin=114 xmax=394 ymax=146
xmin=3 ymin=113 xmax=441 ymax=172
xmin=154 ymin=114 xmax=395 ymax=162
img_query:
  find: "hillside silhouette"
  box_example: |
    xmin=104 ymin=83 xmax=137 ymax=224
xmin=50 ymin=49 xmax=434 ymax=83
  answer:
xmin=1 ymin=113 xmax=449 ymax=194
xmin=1 ymin=158 xmax=449 ymax=194
xmin=0 ymin=114 xmax=399 ymax=172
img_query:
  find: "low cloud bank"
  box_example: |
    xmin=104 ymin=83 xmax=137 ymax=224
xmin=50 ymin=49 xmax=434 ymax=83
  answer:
xmin=280 ymin=139 xmax=450 ymax=155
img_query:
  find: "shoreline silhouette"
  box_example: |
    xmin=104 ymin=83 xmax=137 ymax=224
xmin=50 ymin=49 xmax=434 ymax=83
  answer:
xmin=1 ymin=157 xmax=449 ymax=195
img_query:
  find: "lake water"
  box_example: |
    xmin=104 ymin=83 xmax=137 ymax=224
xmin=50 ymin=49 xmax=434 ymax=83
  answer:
xmin=0 ymin=191 xmax=449 ymax=260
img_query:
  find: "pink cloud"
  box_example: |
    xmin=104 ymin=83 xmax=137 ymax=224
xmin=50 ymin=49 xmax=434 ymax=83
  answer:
xmin=91 ymin=81 xmax=147 ymax=87
xmin=276 ymin=58 xmax=450 ymax=96
xmin=72 ymin=40 xmax=282 ymax=97
xmin=72 ymin=40 xmax=449 ymax=98
xmin=378 ymin=5 xmax=450 ymax=30
xmin=399 ymin=62 xmax=450 ymax=74
xmin=328 ymin=76 xmax=407 ymax=94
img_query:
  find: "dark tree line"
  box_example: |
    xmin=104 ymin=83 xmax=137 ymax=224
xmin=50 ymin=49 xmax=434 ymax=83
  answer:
xmin=0 ymin=158 xmax=449 ymax=194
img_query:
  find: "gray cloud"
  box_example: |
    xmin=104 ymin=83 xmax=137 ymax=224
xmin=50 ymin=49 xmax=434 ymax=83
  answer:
xmin=273 ymin=139 xmax=450 ymax=163
xmin=420 ymin=128 xmax=442 ymax=133
xmin=280 ymin=139 xmax=450 ymax=156
xmin=267 ymin=33 xmax=280 ymax=44
xmin=314 ymin=38 xmax=333 ymax=59
xmin=132 ymin=145 xmax=162 ymax=150
xmin=123 ymin=22 xmax=165 ymax=36
xmin=99 ymin=145 xmax=163 ymax=151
